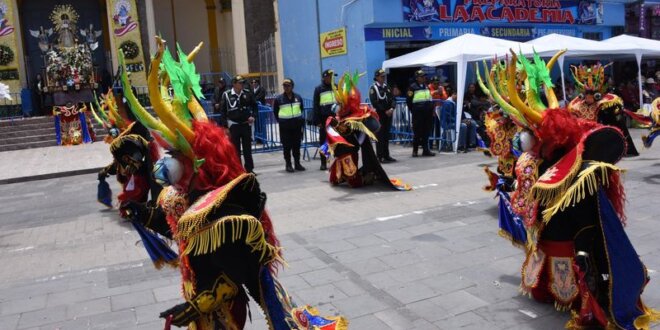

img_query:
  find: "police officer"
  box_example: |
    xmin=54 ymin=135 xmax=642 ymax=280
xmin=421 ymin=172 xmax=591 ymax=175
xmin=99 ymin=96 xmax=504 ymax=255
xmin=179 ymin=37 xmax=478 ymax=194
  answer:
xmin=212 ymin=77 xmax=228 ymax=125
xmin=369 ymin=68 xmax=397 ymax=163
xmin=406 ymin=70 xmax=435 ymax=157
xmin=250 ymin=78 xmax=266 ymax=104
xmin=220 ymin=75 xmax=258 ymax=173
xmin=313 ymin=69 xmax=337 ymax=170
xmin=273 ymin=78 xmax=306 ymax=173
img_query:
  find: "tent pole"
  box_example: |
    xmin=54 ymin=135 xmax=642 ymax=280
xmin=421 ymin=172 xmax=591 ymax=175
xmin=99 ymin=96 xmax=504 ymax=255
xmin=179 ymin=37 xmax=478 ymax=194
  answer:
xmin=636 ymin=52 xmax=643 ymax=110
xmin=559 ymin=55 xmax=567 ymax=103
xmin=454 ymin=57 xmax=466 ymax=154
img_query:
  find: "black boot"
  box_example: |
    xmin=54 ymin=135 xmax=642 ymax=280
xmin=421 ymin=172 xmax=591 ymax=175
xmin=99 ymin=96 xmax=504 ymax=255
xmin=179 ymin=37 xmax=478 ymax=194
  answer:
xmin=294 ymin=161 xmax=306 ymax=171
xmin=422 ymin=149 xmax=436 ymax=157
xmin=320 ymin=155 xmax=327 ymax=170
xmin=412 ymin=146 xmax=419 ymax=157
xmin=285 ymin=161 xmax=294 ymax=173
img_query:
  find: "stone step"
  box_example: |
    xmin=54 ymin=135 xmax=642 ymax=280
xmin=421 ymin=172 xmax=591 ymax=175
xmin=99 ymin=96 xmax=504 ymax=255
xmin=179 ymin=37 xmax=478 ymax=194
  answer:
xmin=0 ymin=134 xmax=58 ymax=146
xmin=0 ymin=122 xmax=55 ymax=133
xmin=0 ymin=127 xmax=54 ymax=139
xmin=0 ymin=116 xmax=53 ymax=128
xmin=0 ymin=140 xmax=58 ymax=152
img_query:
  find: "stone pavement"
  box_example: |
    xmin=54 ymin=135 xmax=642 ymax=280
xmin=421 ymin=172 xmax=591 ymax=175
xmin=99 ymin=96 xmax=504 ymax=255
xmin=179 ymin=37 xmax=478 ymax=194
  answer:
xmin=0 ymin=129 xmax=659 ymax=329
xmin=0 ymin=143 xmax=110 ymax=184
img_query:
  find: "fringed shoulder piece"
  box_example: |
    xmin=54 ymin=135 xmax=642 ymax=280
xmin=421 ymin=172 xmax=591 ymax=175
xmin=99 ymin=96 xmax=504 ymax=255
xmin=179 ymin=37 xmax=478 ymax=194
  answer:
xmin=540 ymin=161 xmax=624 ymax=223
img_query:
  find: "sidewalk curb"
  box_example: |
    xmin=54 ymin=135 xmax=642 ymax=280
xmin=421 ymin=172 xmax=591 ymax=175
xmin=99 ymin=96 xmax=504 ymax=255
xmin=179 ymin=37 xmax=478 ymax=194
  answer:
xmin=0 ymin=167 xmax=104 ymax=185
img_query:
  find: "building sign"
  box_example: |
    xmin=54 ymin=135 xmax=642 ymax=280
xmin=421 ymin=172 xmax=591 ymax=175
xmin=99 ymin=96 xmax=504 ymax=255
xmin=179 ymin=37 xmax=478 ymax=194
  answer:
xmin=480 ymin=26 xmax=576 ymax=39
xmin=402 ymin=0 xmax=603 ymax=25
xmin=364 ymin=25 xmax=575 ymax=41
xmin=364 ymin=26 xmax=433 ymax=41
xmin=320 ymin=27 xmax=347 ymax=58
xmin=107 ymin=0 xmax=147 ymax=86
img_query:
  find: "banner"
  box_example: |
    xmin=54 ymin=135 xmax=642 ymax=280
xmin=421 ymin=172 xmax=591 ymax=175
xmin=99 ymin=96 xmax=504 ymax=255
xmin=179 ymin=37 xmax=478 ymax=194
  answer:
xmin=108 ymin=0 xmax=146 ymax=86
xmin=0 ymin=0 xmax=21 ymax=98
xmin=320 ymin=27 xmax=347 ymax=58
xmin=364 ymin=25 xmax=576 ymax=41
xmin=402 ymin=0 xmax=603 ymax=25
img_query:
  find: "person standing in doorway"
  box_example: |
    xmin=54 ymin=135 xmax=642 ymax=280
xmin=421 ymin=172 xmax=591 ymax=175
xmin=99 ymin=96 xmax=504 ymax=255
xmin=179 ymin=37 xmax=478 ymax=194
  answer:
xmin=406 ymin=70 xmax=435 ymax=157
xmin=220 ymin=75 xmax=258 ymax=174
xmin=212 ymin=77 xmax=228 ymax=125
xmin=251 ymin=78 xmax=266 ymax=104
xmin=313 ymin=69 xmax=337 ymax=170
xmin=369 ymin=68 xmax=397 ymax=163
xmin=273 ymin=78 xmax=306 ymax=173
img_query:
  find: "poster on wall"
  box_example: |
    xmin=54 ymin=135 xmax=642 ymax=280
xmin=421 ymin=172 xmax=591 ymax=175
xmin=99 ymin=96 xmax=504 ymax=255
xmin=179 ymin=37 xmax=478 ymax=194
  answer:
xmin=108 ymin=0 xmax=146 ymax=86
xmin=401 ymin=0 xmax=603 ymax=25
xmin=0 ymin=0 xmax=21 ymax=98
xmin=320 ymin=27 xmax=347 ymax=58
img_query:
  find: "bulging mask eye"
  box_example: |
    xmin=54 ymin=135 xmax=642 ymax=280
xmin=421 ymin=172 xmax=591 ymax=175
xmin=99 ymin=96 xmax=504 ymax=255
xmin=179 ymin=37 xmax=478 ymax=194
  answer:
xmin=578 ymin=93 xmax=585 ymax=100
xmin=594 ymin=93 xmax=602 ymax=101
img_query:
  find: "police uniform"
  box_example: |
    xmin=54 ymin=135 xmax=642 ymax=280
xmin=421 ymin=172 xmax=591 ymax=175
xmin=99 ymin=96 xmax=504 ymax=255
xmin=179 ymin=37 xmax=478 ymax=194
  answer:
xmin=273 ymin=78 xmax=305 ymax=172
xmin=369 ymin=69 xmax=396 ymax=162
xmin=220 ymin=75 xmax=258 ymax=172
xmin=313 ymin=69 xmax=337 ymax=170
xmin=406 ymin=70 xmax=435 ymax=156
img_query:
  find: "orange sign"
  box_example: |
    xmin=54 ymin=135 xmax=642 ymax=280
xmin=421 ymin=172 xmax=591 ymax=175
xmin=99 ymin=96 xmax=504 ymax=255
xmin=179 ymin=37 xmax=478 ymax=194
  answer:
xmin=320 ymin=28 xmax=347 ymax=58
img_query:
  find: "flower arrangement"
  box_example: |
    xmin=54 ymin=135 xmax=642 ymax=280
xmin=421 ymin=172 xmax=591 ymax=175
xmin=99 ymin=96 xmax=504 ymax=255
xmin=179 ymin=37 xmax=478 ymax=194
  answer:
xmin=46 ymin=44 xmax=93 ymax=86
xmin=0 ymin=44 xmax=15 ymax=66
xmin=119 ymin=40 xmax=139 ymax=60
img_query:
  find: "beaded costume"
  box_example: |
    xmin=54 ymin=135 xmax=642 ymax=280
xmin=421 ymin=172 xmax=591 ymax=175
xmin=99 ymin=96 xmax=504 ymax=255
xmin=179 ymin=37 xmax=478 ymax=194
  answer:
xmin=117 ymin=36 xmax=347 ymax=330
xmin=477 ymin=50 xmax=659 ymax=329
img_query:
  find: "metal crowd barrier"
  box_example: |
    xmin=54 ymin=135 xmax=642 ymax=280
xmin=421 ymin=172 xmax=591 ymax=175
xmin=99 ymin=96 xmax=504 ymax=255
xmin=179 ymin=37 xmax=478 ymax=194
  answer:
xmin=391 ymin=97 xmax=457 ymax=151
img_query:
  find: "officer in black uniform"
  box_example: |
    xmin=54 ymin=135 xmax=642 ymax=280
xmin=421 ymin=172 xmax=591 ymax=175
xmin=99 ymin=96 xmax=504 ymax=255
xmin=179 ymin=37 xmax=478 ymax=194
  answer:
xmin=369 ymin=68 xmax=397 ymax=163
xmin=273 ymin=78 xmax=306 ymax=173
xmin=220 ymin=75 xmax=258 ymax=173
xmin=313 ymin=69 xmax=337 ymax=170
xmin=212 ymin=77 xmax=227 ymax=125
xmin=250 ymin=78 xmax=266 ymax=104
xmin=406 ymin=70 xmax=435 ymax=157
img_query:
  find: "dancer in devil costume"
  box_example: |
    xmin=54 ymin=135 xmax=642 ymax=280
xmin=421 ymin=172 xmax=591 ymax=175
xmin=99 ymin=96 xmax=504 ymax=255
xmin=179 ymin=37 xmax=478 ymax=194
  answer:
xmin=568 ymin=63 xmax=639 ymax=156
xmin=118 ymin=36 xmax=347 ymax=330
xmin=477 ymin=51 xmax=659 ymax=329
xmin=324 ymin=72 xmax=411 ymax=191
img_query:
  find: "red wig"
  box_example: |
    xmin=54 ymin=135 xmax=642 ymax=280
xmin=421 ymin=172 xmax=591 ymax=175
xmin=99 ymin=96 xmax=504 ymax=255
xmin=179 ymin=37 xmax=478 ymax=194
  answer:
xmin=191 ymin=120 xmax=281 ymax=251
xmin=535 ymin=108 xmax=599 ymax=160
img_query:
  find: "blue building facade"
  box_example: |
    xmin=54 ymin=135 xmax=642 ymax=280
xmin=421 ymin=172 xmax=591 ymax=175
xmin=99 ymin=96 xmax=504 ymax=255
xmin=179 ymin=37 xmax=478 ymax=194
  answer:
xmin=277 ymin=0 xmax=626 ymax=98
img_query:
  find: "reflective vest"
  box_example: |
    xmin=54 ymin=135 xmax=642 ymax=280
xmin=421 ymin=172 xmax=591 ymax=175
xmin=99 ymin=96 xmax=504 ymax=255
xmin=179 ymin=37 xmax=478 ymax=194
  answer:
xmin=279 ymin=102 xmax=302 ymax=119
xmin=412 ymin=89 xmax=431 ymax=103
xmin=319 ymin=91 xmax=335 ymax=106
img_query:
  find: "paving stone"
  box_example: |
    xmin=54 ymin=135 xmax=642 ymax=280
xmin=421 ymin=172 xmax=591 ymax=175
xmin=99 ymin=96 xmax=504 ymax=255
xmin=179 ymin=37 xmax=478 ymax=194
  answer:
xmin=332 ymin=294 xmax=389 ymax=318
xmin=430 ymin=290 xmax=489 ymax=317
xmin=1 ymin=295 xmax=47 ymax=316
xmin=87 ymin=309 xmax=136 ymax=329
xmin=374 ymin=229 xmax=414 ymax=242
xmin=66 ymin=297 xmax=111 ymax=319
xmin=17 ymin=305 xmax=67 ymax=329
xmin=345 ymin=234 xmax=387 ymax=247
xmin=316 ymin=240 xmax=358 ymax=254
xmin=344 ymin=314 xmax=392 ymax=329
xmin=110 ymin=290 xmax=155 ymax=312
xmin=343 ymin=258 xmax=391 ymax=276
xmin=299 ymin=268 xmax=346 ymax=287
xmin=278 ymin=274 xmax=311 ymax=292
xmin=411 ymin=318 xmax=440 ymax=330
xmin=332 ymin=279 xmax=367 ymax=297
xmin=433 ymin=311 xmax=490 ymax=329
xmin=405 ymin=299 xmax=449 ymax=323
xmin=472 ymin=297 xmax=554 ymax=329
xmin=386 ymin=281 xmax=441 ymax=304
xmin=134 ymin=299 xmax=179 ymax=325
xmin=378 ymin=251 xmax=424 ymax=268
xmin=40 ymin=317 xmax=92 ymax=330
xmin=152 ymin=284 xmax=181 ymax=303
xmin=0 ymin=314 xmax=20 ymax=330
xmin=374 ymin=309 xmax=413 ymax=329
xmin=294 ymin=284 xmax=348 ymax=306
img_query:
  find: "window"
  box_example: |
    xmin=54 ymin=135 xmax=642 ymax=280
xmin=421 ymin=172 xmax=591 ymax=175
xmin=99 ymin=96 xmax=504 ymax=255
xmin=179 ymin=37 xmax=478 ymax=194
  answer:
xmin=583 ymin=32 xmax=603 ymax=40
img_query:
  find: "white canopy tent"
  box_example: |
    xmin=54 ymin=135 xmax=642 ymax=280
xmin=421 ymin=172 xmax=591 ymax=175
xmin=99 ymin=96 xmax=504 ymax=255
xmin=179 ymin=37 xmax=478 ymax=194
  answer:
xmin=525 ymin=34 xmax=640 ymax=103
xmin=602 ymin=35 xmax=660 ymax=108
xmin=382 ymin=34 xmax=537 ymax=152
